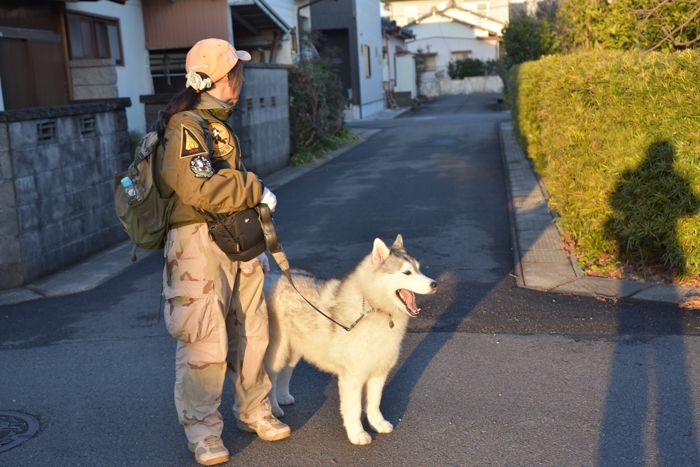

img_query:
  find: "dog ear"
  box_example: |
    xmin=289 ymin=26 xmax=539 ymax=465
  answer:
xmin=372 ymin=238 xmax=390 ymax=264
xmin=392 ymin=234 xmax=404 ymax=249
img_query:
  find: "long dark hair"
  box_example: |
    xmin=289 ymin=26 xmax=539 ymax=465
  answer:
xmin=154 ymin=62 xmax=244 ymax=142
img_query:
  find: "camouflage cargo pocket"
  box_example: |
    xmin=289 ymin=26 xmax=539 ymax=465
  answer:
xmin=163 ymin=280 xmax=217 ymax=343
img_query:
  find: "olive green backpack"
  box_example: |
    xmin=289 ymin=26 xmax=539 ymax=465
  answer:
xmin=113 ymin=112 xmax=211 ymax=256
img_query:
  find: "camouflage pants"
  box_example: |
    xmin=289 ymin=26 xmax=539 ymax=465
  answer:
xmin=162 ymin=223 xmax=273 ymax=444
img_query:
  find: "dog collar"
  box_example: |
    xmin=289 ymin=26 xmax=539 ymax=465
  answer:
xmin=362 ymin=299 xmax=394 ymax=329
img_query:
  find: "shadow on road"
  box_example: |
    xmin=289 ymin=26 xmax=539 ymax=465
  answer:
xmin=598 ymin=140 xmax=700 ymax=464
xmin=597 ymin=306 xmax=700 ymax=466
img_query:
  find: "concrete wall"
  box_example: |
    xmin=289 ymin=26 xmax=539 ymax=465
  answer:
xmin=67 ymin=0 xmax=154 ymax=133
xmin=420 ymin=76 xmax=503 ymax=96
xmin=0 ymin=99 xmax=131 ymax=290
xmin=231 ymin=63 xmax=290 ymax=177
xmin=142 ymin=63 xmax=290 ymax=179
xmin=70 ymin=59 xmax=118 ymax=101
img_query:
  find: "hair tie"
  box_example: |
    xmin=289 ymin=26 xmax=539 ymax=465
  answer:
xmin=185 ymin=71 xmax=212 ymax=92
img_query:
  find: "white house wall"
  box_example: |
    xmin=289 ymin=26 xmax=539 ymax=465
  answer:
xmin=383 ymin=35 xmax=406 ymax=87
xmin=391 ymin=0 xmax=509 ymax=26
xmin=67 ymin=0 xmax=154 ymax=133
xmin=356 ymin=0 xmax=384 ymax=117
xmin=407 ymin=22 xmax=498 ymax=79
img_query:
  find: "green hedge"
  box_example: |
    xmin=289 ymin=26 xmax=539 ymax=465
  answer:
xmin=509 ymin=50 xmax=700 ymax=276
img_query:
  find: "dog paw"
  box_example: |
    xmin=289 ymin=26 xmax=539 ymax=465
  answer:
xmin=370 ymin=419 xmax=393 ymax=433
xmin=271 ymin=405 xmax=285 ymax=418
xmin=348 ymin=431 xmax=372 ymax=445
xmin=278 ymin=393 xmax=295 ymax=405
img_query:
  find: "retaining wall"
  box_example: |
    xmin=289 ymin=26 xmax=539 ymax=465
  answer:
xmin=0 ymin=98 xmax=131 ymax=290
xmin=420 ymin=76 xmax=503 ymax=97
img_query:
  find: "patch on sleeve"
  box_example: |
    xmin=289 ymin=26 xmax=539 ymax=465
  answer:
xmin=190 ymin=155 xmax=214 ymax=178
xmin=180 ymin=126 xmax=208 ymax=158
xmin=207 ymin=122 xmax=234 ymax=157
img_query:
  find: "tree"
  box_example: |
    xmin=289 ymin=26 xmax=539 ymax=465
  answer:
xmin=501 ymin=12 xmax=559 ymax=68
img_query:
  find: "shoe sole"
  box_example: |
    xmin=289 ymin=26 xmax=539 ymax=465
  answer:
xmin=236 ymin=421 xmax=291 ymax=441
xmin=196 ymin=454 xmax=230 ymax=466
xmin=188 ymin=442 xmax=230 ymax=465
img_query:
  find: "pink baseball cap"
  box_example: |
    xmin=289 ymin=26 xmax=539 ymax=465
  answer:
xmin=186 ymin=38 xmax=251 ymax=83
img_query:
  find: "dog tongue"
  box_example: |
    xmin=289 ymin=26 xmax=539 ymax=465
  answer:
xmin=399 ymin=289 xmax=418 ymax=312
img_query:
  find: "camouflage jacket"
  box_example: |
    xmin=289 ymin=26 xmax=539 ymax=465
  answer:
xmin=157 ymin=92 xmax=263 ymax=229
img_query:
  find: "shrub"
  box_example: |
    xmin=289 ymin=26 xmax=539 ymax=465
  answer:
xmin=502 ymin=12 xmax=558 ymax=68
xmin=288 ymin=55 xmax=346 ymax=153
xmin=510 ymin=50 xmax=700 ymax=276
xmin=447 ymin=58 xmax=485 ymax=78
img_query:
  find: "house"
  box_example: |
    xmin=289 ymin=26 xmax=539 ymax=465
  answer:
xmin=310 ymin=0 xmax=385 ymax=119
xmin=0 ymin=0 xmax=151 ymax=132
xmin=0 ymin=0 xmax=293 ymax=290
xmin=381 ymin=18 xmax=416 ymax=106
xmin=383 ymin=0 xmax=507 ymax=82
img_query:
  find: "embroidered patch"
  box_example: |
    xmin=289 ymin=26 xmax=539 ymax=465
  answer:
xmin=207 ymin=122 xmax=234 ymax=156
xmin=180 ymin=126 xmax=208 ymax=158
xmin=190 ymin=155 xmax=214 ymax=178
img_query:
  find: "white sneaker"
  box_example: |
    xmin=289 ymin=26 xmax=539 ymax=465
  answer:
xmin=187 ymin=435 xmax=230 ymax=466
xmin=237 ymin=413 xmax=291 ymax=441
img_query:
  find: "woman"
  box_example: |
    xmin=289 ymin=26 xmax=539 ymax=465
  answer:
xmin=155 ymin=38 xmax=289 ymax=466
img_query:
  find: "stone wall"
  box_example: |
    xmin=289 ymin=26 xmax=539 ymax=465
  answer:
xmin=420 ymin=76 xmax=504 ymax=97
xmin=140 ymin=62 xmax=290 ymax=178
xmin=70 ymin=59 xmax=119 ymax=101
xmin=0 ymin=99 xmax=131 ymax=290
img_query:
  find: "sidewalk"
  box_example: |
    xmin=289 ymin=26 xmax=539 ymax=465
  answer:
xmin=0 ymin=126 xmax=387 ymax=308
xmin=500 ymin=121 xmax=700 ymax=305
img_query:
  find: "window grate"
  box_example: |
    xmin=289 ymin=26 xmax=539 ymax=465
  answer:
xmin=246 ymin=98 xmax=253 ymax=111
xmin=37 ymin=121 xmax=57 ymax=142
xmin=271 ymin=96 xmax=276 ymax=107
xmin=80 ymin=116 xmax=96 ymax=136
xmin=260 ymin=97 xmax=265 ymax=108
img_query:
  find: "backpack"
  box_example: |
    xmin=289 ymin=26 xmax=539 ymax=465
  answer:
xmin=113 ymin=111 xmax=211 ymax=253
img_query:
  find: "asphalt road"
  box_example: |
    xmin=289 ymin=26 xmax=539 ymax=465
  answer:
xmin=2 ymin=94 xmax=700 ymax=466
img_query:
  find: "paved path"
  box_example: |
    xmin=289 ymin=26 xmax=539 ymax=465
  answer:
xmin=2 ymin=95 xmax=700 ymax=466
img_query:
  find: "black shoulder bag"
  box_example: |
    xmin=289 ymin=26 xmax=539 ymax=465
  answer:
xmin=199 ymin=206 xmax=267 ymax=262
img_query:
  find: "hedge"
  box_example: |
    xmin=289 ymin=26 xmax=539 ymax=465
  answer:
xmin=508 ymin=50 xmax=700 ymax=276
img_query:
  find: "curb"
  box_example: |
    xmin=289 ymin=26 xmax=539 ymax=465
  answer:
xmin=499 ymin=121 xmax=700 ymax=306
xmin=0 ymin=128 xmax=383 ymax=308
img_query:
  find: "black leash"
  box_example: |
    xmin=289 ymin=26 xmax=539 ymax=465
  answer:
xmin=257 ymin=204 xmax=366 ymax=332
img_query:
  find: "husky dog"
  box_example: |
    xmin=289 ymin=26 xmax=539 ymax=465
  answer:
xmin=263 ymin=235 xmax=438 ymax=445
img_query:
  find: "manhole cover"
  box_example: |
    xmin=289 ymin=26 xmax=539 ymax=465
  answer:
xmin=0 ymin=411 xmax=39 ymax=453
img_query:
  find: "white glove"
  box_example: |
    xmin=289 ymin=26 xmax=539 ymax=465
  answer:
xmin=260 ymin=187 xmax=277 ymax=212
xmin=257 ymin=252 xmax=270 ymax=275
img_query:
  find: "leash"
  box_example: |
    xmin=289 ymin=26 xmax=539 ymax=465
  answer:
xmin=257 ymin=204 xmax=366 ymax=332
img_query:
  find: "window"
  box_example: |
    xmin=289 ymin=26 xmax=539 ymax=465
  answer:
xmin=362 ymin=44 xmax=371 ymax=77
xmin=452 ymin=51 xmax=472 ymax=61
xmin=462 ymin=1 xmax=489 ymax=16
xmin=424 ymin=55 xmax=437 ymax=71
xmin=404 ymin=6 xmax=417 ymax=25
xmin=66 ymin=12 xmax=123 ymax=65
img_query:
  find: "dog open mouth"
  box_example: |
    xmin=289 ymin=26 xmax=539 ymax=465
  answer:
xmin=397 ymin=289 xmax=420 ymax=317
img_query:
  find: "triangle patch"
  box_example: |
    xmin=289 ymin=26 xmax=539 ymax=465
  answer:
xmin=180 ymin=126 xmax=208 ymax=158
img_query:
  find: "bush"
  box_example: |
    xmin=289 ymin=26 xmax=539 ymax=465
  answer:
xmin=288 ymin=55 xmax=346 ymax=153
xmin=502 ymin=13 xmax=558 ymax=68
xmin=510 ymin=50 xmax=700 ymax=276
xmin=447 ymin=58 xmax=485 ymax=78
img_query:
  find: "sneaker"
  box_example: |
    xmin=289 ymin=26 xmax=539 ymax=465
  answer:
xmin=237 ymin=414 xmax=291 ymax=441
xmin=187 ymin=435 xmax=230 ymax=466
